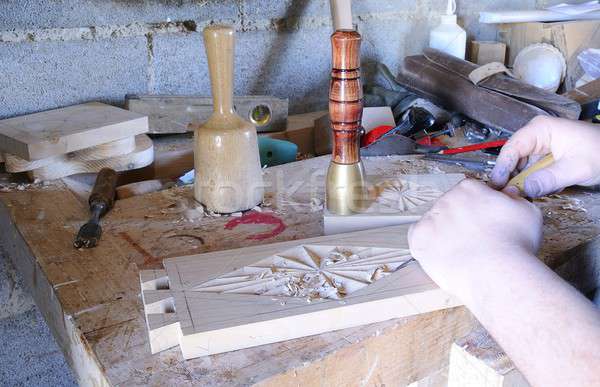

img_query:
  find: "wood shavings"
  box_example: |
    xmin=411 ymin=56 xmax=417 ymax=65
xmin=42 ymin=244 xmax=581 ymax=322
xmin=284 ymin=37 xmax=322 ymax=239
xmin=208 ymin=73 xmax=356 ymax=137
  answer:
xmin=540 ymin=194 xmax=588 ymax=213
xmin=192 ymin=245 xmax=413 ymax=301
xmin=0 ymin=180 xmax=47 ymax=192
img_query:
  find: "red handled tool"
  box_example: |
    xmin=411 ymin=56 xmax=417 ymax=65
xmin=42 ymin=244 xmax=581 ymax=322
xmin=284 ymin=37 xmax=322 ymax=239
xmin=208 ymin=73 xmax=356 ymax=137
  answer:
xmin=438 ymin=139 xmax=507 ymax=155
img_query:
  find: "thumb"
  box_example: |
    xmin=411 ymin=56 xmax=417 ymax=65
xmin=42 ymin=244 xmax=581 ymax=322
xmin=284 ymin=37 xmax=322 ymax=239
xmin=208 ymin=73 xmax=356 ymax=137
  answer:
xmin=523 ymin=158 xmax=579 ymax=198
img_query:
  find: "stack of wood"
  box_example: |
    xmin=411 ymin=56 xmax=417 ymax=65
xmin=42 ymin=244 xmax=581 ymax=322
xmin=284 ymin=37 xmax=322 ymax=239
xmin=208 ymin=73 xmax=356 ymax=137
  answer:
xmin=0 ymin=102 xmax=153 ymax=181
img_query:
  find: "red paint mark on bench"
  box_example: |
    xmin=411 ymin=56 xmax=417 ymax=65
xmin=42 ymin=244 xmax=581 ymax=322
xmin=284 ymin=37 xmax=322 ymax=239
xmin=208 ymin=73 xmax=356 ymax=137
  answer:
xmin=224 ymin=211 xmax=286 ymax=241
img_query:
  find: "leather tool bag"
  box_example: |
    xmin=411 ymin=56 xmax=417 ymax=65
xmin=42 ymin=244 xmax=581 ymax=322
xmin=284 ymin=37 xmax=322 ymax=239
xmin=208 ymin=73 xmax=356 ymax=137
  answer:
xmin=396 ymin=48 xmax=581 ymax=132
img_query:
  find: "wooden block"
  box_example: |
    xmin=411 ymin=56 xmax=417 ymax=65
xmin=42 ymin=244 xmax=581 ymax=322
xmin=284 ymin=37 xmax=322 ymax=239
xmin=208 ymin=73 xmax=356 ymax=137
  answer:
xmin=140 ymin=225 xmax=460 ymax=359
xmin=4 ymin=136 xmax=136 ymax=173
xmin=563 ymin=78 xmax=600 ymax=105
xmin=125 ymin=94 xmax=288 ymax=134
xmin=469 ymin=41 xmax=507 ymax=65
xmin=324 ymin=173 xmax=465 ymax=235
xmin=448 ymin=327 xmax=529 ymax=387
xmin=265 ymin=110 xmax=327 ymax=155
xmin=0 ymin=102 xmax=148 ymax=161
xmin=29 ymin=134 xmax=154 ymax=181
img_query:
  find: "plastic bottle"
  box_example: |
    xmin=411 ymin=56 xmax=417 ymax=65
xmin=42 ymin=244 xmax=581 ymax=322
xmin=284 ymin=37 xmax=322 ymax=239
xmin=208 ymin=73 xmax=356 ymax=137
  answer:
xmin=429 ymin=0 xmax=467 ymax=59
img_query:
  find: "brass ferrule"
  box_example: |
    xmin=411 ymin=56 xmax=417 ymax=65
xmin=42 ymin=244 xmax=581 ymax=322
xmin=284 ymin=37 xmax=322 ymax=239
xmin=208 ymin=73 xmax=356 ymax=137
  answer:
xmin=326 ymin=161 xmax=368 ymax=215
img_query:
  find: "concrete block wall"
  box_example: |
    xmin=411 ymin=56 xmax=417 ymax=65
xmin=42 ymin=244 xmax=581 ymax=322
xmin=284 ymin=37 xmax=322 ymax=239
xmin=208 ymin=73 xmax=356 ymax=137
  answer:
xmin=0 ymin=0 xmax=550 ymax=119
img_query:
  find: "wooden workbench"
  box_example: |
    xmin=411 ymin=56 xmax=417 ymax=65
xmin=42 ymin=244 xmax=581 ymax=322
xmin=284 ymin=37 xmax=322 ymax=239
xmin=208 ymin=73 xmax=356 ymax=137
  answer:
xmin=0 ymin=155 xmax=598 ymax=386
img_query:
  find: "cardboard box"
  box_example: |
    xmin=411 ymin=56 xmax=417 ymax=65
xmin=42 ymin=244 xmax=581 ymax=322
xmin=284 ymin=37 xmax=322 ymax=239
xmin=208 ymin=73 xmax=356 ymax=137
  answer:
xmin=499 ymin=20 xmax=600 ymax=90
xmin=469 ymin=41 xmax=507 ymax=65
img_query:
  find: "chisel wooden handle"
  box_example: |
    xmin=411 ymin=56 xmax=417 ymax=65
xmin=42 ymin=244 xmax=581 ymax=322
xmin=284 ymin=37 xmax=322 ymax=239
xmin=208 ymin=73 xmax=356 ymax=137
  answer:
xmin=89 ymin=168 xmax=118 ymax=216
xmin=507 ymin=154 xmax=555 ymax=192
xmin=330 ymin=29 xmax=363 ymax=165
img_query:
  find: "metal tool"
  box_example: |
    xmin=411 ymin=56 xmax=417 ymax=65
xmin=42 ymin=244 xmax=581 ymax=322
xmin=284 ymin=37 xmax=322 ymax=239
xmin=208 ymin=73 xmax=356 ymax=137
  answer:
xmin=74 ymin=168 xmax=118 ymax=249
xmin=362 ymin=134 xmax=506 ymax=157
xmin=361 ymin=134 xmax=445 ymax=157
xmin=362 ymin=107 xmax=436 ymax=147
xmin=424 ymin=154 xmax=496 ymax=172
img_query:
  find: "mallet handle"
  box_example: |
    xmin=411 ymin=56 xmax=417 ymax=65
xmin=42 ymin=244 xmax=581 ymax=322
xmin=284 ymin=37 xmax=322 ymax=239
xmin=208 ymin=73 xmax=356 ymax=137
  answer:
xmin=329 ymin=29 xmax=363 ymax=165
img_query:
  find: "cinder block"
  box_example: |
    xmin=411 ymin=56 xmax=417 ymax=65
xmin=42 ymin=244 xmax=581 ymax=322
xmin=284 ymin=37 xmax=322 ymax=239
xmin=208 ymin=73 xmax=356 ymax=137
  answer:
xmin=0 ymin=37 xmax=148 ymax=119
xmin=151 ymin=33 xmax=209 ymax=96
xmin=0 ymin=0 xmax=239 ymax=29
xmin=151 ymin=28 xmax=332 ymax=114
xmin=0 ymin=0 xmax=545 ymax=119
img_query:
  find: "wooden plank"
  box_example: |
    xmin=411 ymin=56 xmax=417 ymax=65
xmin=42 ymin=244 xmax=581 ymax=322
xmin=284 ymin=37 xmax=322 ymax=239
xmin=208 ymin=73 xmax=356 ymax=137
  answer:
xmin=125 ymin=94 xmax=288 ymax=134
xmin=141 ymin=225 xmax=460 ymax=358
xmin=29 ymin=134 xmax=154 ymax=181
xmin=0 ymin=102 xmax=148 ymax=161
xmin=4 ymin=136 xmax=136 ymax=173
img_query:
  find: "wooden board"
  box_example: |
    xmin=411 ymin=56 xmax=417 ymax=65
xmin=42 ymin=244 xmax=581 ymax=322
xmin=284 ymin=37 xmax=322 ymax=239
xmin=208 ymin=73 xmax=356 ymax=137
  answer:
xmin=29 ymin=134 xmax=154 ymax=181
xmin=141 ymin=224 xmax=460 ymax=359
xmin=125 ymin=94 xmax=288 ymax=134
xmin=325 ymin=173 xmax=465 ymax=235
xmin=0 ymin=102 xmax=148 ymax=161
xmin=3 ymin=136 xmax=136 ymax=173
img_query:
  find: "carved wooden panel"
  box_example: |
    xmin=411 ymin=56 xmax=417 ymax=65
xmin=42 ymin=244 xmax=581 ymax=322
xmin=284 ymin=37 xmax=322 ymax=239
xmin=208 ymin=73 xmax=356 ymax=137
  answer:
xmin=140 ymin=225 xmax=460 ymax=359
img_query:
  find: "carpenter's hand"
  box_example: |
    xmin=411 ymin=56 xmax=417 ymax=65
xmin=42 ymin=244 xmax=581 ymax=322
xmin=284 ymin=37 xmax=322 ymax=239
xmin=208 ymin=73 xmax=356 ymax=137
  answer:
xmin=491 ymin=116 xmax=600 ymax=198
xmin=408 ymin=179 xmax=542 ymax=295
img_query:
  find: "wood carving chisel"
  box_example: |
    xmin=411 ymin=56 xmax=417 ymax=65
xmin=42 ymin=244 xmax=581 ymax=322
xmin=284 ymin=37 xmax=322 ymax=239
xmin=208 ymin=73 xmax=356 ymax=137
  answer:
xmin=424 ymin=154 xmax=496 ymax=172
xmin=506 ymin=154 xmax=555 ymax=193
xmin=74 ymin=168 xmax=118 ymax=249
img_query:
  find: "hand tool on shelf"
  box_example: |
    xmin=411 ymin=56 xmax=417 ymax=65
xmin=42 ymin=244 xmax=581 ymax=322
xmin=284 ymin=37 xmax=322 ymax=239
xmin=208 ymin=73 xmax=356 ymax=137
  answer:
xmin=74 ymin=168 xmax=118 ymax=249
xmin=326 ymin=0 xmax=368 ymax=215
xmin=413 ymin=113 xmax=462 ymax=143
xmin=362 ymin=134 xmax=507 ymax=157
xmin=361 ymin=107 xmax=436 ymax=147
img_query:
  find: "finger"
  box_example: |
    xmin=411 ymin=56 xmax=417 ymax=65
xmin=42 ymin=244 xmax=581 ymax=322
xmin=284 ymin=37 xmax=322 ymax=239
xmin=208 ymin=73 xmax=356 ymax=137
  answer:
xmin=502 ymin=185 xmax=522 ymax=199
xmin=523 ymin=158 xmax=584 ymax=198
xmin=490 ymin=116 xmax=553 ymax=188
xmin=516 ymin=157 xmax=528 ymax=172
